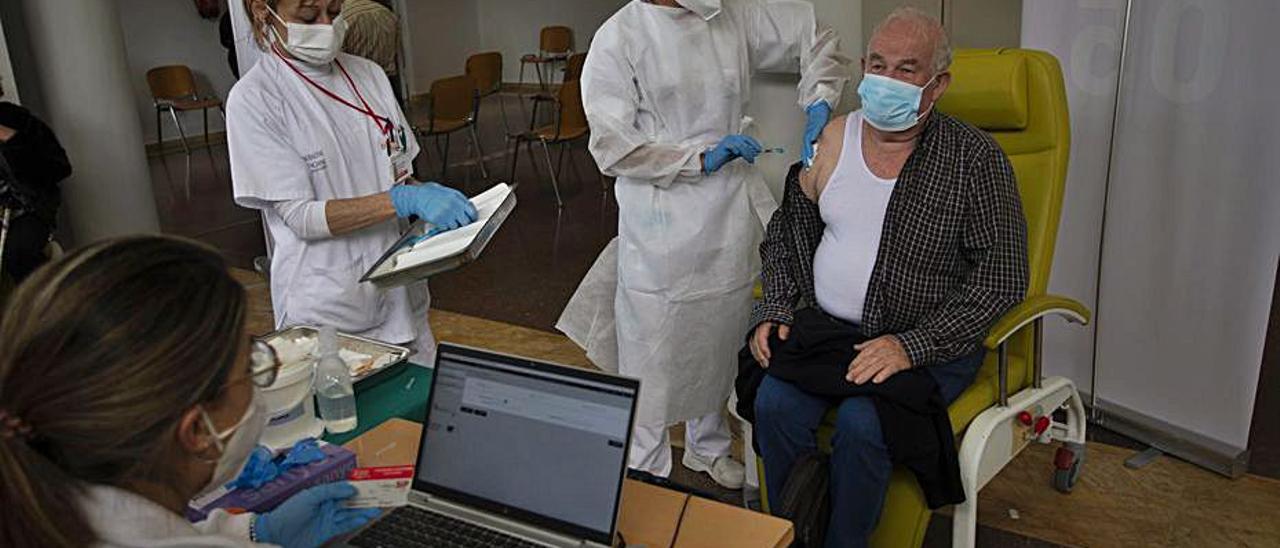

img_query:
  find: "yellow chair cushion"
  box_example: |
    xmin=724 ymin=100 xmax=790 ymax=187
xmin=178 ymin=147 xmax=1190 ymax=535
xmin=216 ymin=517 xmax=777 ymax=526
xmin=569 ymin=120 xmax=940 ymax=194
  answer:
xmin=936 ymin=53 xmax=1028 ymax=131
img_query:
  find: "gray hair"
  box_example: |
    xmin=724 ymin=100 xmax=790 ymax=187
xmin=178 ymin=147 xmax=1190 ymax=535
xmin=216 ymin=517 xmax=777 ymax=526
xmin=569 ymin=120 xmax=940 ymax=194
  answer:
xmin=868 ymin=7 xmax=953 ymax=74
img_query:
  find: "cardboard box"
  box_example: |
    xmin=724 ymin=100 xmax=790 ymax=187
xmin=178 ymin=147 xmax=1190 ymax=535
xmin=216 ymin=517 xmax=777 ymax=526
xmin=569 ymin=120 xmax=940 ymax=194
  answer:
xmin=344 ymin=419 xmax=793 ymax=548
xmin=342 ymin=417 xmax=422 ymax=467
xmin=617 ymin=480 xmax=793 ymax=548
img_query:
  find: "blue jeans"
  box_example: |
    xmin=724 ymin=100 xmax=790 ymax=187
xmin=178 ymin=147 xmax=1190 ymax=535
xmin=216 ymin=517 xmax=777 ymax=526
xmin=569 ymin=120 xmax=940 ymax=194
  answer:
xmin=755 ymin=351 xmax=983 ymax=548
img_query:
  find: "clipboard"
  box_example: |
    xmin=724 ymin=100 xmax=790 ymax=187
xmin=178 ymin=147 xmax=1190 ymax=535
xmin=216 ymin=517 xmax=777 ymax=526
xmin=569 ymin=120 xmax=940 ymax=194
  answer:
xmin=360 ymin=183 xmax=517 ymax=289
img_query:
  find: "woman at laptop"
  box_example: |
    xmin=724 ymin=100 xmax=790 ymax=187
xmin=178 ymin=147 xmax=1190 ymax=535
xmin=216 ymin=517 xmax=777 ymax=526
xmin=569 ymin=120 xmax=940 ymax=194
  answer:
xmin=0 ymin=236 xmax=378 ymax=547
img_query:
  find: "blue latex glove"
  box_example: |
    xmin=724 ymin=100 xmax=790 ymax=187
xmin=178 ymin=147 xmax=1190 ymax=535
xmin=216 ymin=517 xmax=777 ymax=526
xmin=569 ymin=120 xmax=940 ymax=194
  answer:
xmin=389 ymin=182 xmax=478 ymax=232
xmin=230 ymin=446 xmax=279 ymax=490
xmin=230 ymin=439 xmax=328 ymax=490
xmin=256 ymin=482 xmax=380 ymax=548
xmin=802 ymin=100 xmax=832 ymax=168
xmin=279 ymin=439 xmax=325 ymax=469
xmin=703 ymin=134 xmax=763 ymax=174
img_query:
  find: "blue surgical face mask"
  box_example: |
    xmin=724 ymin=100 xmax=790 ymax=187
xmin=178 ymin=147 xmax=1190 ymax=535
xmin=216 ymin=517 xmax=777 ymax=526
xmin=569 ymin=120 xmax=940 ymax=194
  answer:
xmin=857 ymin=73 xmax=937 ymax=132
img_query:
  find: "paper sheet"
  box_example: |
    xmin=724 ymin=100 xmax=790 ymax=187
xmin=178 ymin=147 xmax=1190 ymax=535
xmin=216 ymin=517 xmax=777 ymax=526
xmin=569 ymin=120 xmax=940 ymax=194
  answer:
xmin=392 ymin=183 xmax=511 ymax=270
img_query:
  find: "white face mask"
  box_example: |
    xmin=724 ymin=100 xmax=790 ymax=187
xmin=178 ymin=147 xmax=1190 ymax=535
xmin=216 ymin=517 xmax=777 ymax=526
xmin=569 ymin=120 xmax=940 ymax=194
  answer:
xmin=196 ymin=389 xmax=268 ymax=497
xmin=267 ymin=6 xmax=349 ymax=66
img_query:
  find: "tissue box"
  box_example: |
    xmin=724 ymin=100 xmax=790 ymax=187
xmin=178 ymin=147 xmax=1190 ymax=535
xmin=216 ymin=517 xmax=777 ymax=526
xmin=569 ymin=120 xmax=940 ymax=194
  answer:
xmin=185 ymin=443 xmax=357 ymax=522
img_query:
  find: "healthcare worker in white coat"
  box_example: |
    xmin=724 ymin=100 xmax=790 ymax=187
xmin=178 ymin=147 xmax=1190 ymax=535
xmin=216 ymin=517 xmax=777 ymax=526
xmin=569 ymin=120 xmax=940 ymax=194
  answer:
xmin=560 ymin=0 xmax=849 ymax=486
xmin=228 ymin=0 xmax=476 ymax=364
xmin=0 ymin=236 xmax=376 ymax=547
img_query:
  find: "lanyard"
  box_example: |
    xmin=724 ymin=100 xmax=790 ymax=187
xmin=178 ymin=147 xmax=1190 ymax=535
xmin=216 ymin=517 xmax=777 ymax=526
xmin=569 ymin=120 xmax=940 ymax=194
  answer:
xmin=275 ymin=48 xmax=393 ymax=136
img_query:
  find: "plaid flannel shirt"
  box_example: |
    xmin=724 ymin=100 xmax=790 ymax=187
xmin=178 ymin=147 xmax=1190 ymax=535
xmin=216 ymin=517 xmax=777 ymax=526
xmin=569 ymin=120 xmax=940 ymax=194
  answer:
xmin=752 ymin=113 xmax=1029 ymax=368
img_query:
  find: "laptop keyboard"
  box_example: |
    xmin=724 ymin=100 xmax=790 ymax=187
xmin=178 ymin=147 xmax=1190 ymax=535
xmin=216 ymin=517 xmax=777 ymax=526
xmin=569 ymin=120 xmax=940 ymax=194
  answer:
xmin=350 ymin=505 xmax=547 ymax=548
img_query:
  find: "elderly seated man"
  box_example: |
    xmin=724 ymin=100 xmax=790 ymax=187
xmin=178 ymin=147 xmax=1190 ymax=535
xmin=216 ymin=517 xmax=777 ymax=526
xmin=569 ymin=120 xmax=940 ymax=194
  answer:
xmin=747 ymin=8 xmax=1028 ymax=547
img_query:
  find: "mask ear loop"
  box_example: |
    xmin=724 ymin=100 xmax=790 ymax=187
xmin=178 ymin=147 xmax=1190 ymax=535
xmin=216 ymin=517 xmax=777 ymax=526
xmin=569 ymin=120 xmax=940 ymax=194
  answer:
xmin=196 ymin=394 xmax=256 ymax=463
xmin=196 ymin=407 xmax=229 ymax=464
xmin=263 ymin=5 xmax=289 ymax=49
xmin=915 ymin=73 xmax=942 ymax=122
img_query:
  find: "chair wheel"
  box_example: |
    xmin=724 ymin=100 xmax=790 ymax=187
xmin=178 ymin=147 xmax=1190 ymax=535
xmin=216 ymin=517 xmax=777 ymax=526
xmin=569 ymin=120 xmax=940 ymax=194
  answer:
xmin=1053 ymin=465 xmax=1079 ymax=493
xmin=1052 ymin=444 xmax=1085 ymax=493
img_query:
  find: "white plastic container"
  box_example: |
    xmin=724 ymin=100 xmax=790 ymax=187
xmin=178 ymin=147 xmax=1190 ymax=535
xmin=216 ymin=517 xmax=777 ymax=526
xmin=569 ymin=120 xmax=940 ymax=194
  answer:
xmin=258 ymin=353 xmax=323 ymax=450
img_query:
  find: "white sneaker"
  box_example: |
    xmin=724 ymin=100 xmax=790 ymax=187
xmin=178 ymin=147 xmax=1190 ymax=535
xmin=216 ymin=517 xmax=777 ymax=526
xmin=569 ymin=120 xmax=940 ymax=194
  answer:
xmin=682 ymin=450 xmax=745 ymax=490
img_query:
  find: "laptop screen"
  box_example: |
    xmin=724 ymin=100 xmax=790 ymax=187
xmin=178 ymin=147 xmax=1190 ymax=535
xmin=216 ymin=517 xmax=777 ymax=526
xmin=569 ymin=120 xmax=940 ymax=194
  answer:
xmin=414 ymin=344 xmax=638 ymax=545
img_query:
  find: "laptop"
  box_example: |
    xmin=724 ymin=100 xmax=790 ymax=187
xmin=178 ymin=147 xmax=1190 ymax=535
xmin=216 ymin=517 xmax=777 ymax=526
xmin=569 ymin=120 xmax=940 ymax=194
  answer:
xmin=346 ymin=343 xmax=640 ymax=548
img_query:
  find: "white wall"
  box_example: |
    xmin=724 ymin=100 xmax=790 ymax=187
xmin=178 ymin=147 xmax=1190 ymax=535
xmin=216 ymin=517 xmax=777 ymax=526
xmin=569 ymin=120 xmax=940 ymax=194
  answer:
xmin=404 ymin=0 xmax=482 ymax=94
xmin=115 ymin=0 xmax=236 ymax=145
xmin=403 ymin=0 xmax=623 ymax=94
xmin=475 ymin=0 xmax=625 ymax=83
xmin=23 ymin=0 xmax=159 ymax=241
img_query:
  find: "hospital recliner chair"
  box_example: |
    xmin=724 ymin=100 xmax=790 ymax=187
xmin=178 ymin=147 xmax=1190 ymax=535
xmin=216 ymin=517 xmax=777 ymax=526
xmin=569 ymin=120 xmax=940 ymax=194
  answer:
xmin=748 ymin=48 xmax=1092 ymax=548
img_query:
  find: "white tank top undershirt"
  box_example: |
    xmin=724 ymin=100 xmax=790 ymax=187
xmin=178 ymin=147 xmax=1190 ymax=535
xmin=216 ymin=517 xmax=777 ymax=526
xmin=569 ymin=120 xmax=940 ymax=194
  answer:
xmin=812 ymin=111 xmax=897 ymax=325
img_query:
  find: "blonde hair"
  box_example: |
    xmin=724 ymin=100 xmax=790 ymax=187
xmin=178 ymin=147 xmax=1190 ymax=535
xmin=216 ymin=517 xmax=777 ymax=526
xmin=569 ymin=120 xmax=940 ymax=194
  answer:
xmin=0 ymin=236 xmax=246 ymax=547
xmin=245 ymin=0 xmax=281 ymax=50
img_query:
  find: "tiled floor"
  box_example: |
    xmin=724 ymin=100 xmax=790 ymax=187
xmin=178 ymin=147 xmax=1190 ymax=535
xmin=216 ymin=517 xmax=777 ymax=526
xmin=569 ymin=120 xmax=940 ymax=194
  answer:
xmin=148 ymin=142 xmax=266 ymax=270
xmin=416 ymin=91 xmax=619 ymax=332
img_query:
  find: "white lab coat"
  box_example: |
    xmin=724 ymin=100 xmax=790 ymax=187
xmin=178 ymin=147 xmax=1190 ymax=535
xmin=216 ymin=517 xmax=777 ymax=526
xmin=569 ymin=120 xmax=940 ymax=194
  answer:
xmin=228 ymin=52 xmax=435 ymax=362
xmin=80 ymin=483 xmax=274 ymax=547
xmin=558 ymin=0 xmax=848 ymax=427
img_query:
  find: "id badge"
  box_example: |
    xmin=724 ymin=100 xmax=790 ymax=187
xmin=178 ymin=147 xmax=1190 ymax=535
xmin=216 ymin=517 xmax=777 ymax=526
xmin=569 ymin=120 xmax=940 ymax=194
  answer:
xmin=387 ymin=125 xmax=412 ymax=183
xmin=390 ymin=149 xmax=412 ymax=183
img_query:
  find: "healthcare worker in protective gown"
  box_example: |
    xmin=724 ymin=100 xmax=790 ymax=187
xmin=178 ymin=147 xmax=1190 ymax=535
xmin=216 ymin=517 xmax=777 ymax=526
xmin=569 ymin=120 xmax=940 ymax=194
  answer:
xmin=558 ymin=0 xmax=849 ymax=486
xmin=228 ymin=0 xmax=476 ymax=365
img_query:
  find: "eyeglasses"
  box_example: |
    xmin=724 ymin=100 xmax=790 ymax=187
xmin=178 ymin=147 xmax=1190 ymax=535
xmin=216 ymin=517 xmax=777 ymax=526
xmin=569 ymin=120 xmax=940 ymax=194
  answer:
xmin=248 ymin=338 xmax=282 ymax=388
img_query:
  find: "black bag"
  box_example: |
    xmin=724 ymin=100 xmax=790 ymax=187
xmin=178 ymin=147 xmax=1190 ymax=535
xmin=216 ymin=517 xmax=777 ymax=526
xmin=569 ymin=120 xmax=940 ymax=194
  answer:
xmin=775 ymin=451 xmax=831 ymax=548
xmin=735 ymin=341 xmax=767 ymax=423
xmin=0 ymin=151 xmax=33 ymax=216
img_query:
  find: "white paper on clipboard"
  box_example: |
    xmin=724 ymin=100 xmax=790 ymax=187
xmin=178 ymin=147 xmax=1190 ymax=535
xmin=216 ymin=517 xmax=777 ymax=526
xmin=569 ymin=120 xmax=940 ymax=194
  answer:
xmin=361 ymin=183 xmax=515 ymax=288
xmin=395 ymin=184 xmax=510 ymax=269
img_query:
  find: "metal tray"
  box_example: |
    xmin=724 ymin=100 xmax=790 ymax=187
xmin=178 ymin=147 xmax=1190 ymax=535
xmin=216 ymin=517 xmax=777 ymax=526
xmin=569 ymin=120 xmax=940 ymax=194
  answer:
xmin=260 ymin=325 xmax=412 ymax=383
xmin=359 ymin=184 xmax=517 ymax=290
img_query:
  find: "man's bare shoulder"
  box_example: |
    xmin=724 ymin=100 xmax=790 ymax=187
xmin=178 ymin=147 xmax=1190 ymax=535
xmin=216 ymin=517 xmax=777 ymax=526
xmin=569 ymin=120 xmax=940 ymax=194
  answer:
xmin=823 ymin=114 xmax=850 ymax=142
xmin=798 ymin=114 xmax=850 ymax=201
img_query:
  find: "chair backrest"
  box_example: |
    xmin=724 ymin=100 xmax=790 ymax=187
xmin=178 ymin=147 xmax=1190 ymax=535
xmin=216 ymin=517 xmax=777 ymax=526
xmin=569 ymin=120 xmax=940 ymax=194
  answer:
xmin=428 ymin=75 xmax=478 ymax=123
xmin=936 ymin=48 xmax=1070 ymax=385
xmin=563 ymin=52 xmax=587 ymax=82
xmin=555 ymin=79 xmax=588 ymax=138
xmin=466 ymin=52 xmax=503 ymax=96
xmin=146 ymin=65 xmax=198 ymax=101
xmin=540 ymin=26 xmax=573 ymax=55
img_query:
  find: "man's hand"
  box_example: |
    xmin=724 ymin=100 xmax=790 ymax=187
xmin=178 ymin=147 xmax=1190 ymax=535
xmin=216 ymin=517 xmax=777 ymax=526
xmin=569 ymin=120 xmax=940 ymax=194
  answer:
xmin=846 ymin=335 xmax=911 ymax=384
xmin=749 ymin=322 xmax=791 ymax=368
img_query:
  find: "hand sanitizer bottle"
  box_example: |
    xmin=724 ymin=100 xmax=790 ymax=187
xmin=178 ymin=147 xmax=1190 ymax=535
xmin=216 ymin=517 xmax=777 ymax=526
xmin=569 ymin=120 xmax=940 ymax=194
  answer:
xmin=315 ymin=326 xmax=357 ymax=433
